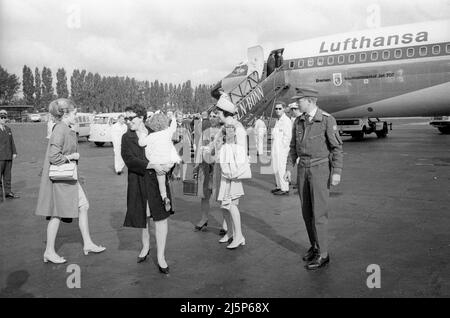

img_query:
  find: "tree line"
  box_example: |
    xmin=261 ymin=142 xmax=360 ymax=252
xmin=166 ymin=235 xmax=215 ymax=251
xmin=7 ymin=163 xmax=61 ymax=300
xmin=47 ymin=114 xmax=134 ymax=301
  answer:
xmin=0 ymin=65 xmax=218 ymax=113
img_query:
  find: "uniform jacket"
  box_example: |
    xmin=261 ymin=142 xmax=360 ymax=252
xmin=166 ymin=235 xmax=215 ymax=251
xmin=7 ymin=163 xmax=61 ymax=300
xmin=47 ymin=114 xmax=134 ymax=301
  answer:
xmin=287 ymin=108 xmax=343 ymax=175
xmin=35 ymin=122 xmax=80 ymax=218
xmin=0 ymin=125 xmax=17 ymax=160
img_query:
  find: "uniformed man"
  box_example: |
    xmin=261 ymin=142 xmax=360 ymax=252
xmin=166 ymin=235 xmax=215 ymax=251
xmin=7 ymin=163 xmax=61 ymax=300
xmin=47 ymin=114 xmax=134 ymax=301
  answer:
xmin=275 ymin=51 xmax=284 ymax=68
xmin=284 ymin=87 xmax=343 ymax=270
xmin=0 ymin=109 xmax=19 ymax=201
xmin=266 ymin=52 xmax=276 ymax=76
xmin=288 ymin=102 xmax=302 ymax=123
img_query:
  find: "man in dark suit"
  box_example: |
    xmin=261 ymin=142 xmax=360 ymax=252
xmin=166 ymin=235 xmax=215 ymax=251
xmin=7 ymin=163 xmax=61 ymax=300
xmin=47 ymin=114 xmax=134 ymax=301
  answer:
xmin=0 ymin=109 xmax=19 ymax=200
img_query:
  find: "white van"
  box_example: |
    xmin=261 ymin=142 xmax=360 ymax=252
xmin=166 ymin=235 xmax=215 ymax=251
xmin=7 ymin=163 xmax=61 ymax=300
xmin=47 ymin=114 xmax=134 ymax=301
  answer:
xmin=88 ymin=113 xmax=125 ymax=146
xmin=73 ymin=113 xmax=94 ymax=139
xmin=46 ymin=113 xmax=94 ymax=140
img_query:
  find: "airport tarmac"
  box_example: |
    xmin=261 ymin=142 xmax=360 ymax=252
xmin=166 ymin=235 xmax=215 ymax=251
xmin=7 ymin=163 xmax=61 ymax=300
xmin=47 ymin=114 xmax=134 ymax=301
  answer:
xmin=0 ymin=118 xmax=449 ymax=298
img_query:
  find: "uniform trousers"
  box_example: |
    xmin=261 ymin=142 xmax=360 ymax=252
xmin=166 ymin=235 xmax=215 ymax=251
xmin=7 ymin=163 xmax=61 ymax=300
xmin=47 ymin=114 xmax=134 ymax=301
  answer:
xmin=0 ymin=160 xmax=12 ymax=194
xmin=297 ymin=162 xmax=330 ymax=255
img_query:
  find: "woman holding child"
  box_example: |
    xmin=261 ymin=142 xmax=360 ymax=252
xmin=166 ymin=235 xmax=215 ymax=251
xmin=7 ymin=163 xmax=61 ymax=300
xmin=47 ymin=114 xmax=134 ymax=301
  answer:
xmin=121 ymin=105 xmax=173 ymax=274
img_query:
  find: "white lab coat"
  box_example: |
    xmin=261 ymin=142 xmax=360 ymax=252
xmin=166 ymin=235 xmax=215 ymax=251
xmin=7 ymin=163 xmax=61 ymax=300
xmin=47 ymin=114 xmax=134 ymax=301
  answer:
xmin=271 ymin=113 xmax=292 ymax=191
xmin=254 ymin=118 xmax=267 ymax=155
xmin=111 ymin=122 xmax=128 ymax=173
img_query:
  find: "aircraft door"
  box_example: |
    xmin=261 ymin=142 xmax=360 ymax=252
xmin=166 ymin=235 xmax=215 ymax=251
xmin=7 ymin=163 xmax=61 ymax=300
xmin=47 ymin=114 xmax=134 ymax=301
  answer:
xmin=247 ymin=45 xmax=264 ymax=81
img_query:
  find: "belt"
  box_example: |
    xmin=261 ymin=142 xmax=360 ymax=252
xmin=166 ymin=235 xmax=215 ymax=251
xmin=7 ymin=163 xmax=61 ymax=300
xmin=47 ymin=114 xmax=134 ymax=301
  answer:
xmin=298 ymin=157 xmax=329 ymax=168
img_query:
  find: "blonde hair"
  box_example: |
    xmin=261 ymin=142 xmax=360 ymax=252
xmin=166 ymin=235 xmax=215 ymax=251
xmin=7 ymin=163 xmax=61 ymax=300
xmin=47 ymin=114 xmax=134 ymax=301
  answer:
xmin=48 ymin=98 xmax=76 ymax=120
xmin=147 ymin=112 xmax=169 ymax=132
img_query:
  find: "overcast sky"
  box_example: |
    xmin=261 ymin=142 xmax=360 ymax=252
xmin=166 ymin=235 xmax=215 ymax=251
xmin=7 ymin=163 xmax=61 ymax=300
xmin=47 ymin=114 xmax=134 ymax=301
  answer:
xmin=1 ymin=0 xmax=449 ymax=87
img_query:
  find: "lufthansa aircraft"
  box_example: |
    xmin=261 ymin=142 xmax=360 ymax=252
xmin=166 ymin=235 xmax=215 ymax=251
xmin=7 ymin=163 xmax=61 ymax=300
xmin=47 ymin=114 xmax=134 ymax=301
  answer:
xmin=211 ymin=20 xmax=450 ymax=136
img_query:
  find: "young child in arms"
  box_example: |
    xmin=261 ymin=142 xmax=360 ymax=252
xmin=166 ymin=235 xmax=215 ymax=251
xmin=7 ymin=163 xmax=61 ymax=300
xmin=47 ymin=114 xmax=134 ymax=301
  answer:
xmin=138 ymin=112 xmax=181 ymax=211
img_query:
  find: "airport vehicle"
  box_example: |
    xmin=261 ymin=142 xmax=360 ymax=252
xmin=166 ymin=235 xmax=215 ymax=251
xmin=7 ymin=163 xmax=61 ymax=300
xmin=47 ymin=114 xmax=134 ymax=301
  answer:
xmin=211 ymin=20 xmax=450 ymax=139
xmin=73 ymin=113 xmax=94 ymax=139
xmin=336 ymin=118 xmax=391 ymax=140
xmin=88 ymin=113 xmax=124 ymax=146
xmin=29 ymin=113 xmax=42 ymax=122
xmin=429 ymin=116 xmax=450 ymax=134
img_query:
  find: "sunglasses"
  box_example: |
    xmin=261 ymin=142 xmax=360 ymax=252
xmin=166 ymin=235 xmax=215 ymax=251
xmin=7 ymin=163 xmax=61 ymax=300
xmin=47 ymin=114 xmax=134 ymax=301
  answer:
xmin=275 ymin=108 xmax=283 ymax=110
xmin=0 ymin=116 xmax=7 ymax=119
xmin=125 ymin=116 xmax=137 ymax=121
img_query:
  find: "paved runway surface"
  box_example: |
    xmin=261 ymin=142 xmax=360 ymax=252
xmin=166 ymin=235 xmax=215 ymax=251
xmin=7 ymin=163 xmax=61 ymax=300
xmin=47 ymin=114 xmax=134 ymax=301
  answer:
xmin=1 ymin=118 xmax=449 ymax=297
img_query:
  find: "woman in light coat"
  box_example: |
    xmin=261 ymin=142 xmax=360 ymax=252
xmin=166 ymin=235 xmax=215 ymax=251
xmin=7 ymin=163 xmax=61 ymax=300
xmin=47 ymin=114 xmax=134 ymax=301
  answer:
xmin=35 ymin=98 xmax=105 ymax=264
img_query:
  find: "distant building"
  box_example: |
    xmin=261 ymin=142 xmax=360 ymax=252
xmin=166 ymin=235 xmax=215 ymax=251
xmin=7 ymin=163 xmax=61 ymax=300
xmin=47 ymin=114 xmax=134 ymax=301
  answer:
xmin=0 ymin=105 xmax=34 ymax=122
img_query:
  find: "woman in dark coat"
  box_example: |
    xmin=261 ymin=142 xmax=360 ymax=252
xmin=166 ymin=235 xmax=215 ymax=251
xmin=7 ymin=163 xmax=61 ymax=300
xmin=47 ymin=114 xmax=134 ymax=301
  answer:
xmin=121 ymin=106 xmax=173 ymax=273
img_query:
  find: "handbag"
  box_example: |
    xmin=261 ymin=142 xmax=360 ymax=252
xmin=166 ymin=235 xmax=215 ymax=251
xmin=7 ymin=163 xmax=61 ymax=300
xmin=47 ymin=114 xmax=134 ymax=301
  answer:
xmin=232 ymin=146 xmax=252 ymax=180
xmin=234 ymin=159 xmax=252 ymax=179
xmin=49 ymin=161 xmax=78 ymax=181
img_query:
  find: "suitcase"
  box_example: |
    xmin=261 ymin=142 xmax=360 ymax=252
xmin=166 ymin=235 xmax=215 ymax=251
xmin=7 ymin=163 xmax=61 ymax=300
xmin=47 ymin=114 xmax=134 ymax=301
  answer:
xmin=183 ymin=178 xmax=198 ymax=196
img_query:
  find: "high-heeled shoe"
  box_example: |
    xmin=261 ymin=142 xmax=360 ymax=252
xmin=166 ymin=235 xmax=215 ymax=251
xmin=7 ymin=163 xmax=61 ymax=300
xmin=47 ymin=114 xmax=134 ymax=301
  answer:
xmin=219 ymin=235 xmax=233 ymax=243
xmin=158 ymin=265 xmax=170 ymax=274
xmin=227 ymin=237 xmax=246 ymax=249
xmin=137 ymin=250 xmax=150 ymax=263
xmin=43 ymin=253 xmax=67 ymax=264
xmin=194 ymin=221 xmax=208 ymax=231
xmin=83 ymin=245 xmax=106 ymax=255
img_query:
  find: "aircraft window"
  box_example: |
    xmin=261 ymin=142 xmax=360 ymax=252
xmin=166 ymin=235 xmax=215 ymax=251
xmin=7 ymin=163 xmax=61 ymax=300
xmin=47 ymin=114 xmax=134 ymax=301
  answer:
xmin=307 ymin=58 xmax=314 ymax=67
xmin=348 ymin=54 xmax=356 ymax=63
xmin=317 ymin=57 xmax=324 ymax=66
xmin=359 ymin=52 xmax=367 ymax=62
xmin=289 ymin=61 xmax=295 ymax=68
xmin=432 ymin=45 xmax=440 ymax=55
xmin=419 ymin=46 xmax=427 ymax=56
xmin=327 ymin=56 xmax=335 ymax=65
xmin=407 ymin=47 xmax=415 ymax=57
xmin=371 ymin=51 xmax=378 ymax=61
xmin=446 ymin=44 xmax=450 ymax=53
xmin=298 ymin=59 xmax=304 ymax=68
xmin=338 ymin=55 xmax=345 ymax=64
xmin=382 ymin=50 xmax=390 ymax=60
xmin=394 ymin=49 xmax=402 ymax=58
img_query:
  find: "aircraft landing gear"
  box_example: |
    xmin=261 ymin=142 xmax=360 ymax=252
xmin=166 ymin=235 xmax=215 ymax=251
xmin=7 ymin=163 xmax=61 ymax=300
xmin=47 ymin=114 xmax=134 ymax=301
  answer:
xmin=438 ymin=127 xmax=450 ymax=134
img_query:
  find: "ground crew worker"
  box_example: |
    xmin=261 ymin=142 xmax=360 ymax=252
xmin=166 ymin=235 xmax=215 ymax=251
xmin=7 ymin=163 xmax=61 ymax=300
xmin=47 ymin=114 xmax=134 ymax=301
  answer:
xmin=254 ymin=114 xmax=267 ymax=156
xmin=111 ymin=114 xmax=128 ymax=175
xmin=271 ymin=101 xmax=292 ymax=195
xmin=284 ymin=87 xmax=343 ymax=270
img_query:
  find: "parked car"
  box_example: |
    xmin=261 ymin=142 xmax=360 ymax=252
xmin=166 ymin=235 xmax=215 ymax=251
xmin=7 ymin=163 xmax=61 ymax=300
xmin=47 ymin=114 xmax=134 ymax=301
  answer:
xmin=29 ymin=113 xmax=42 ymax=122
